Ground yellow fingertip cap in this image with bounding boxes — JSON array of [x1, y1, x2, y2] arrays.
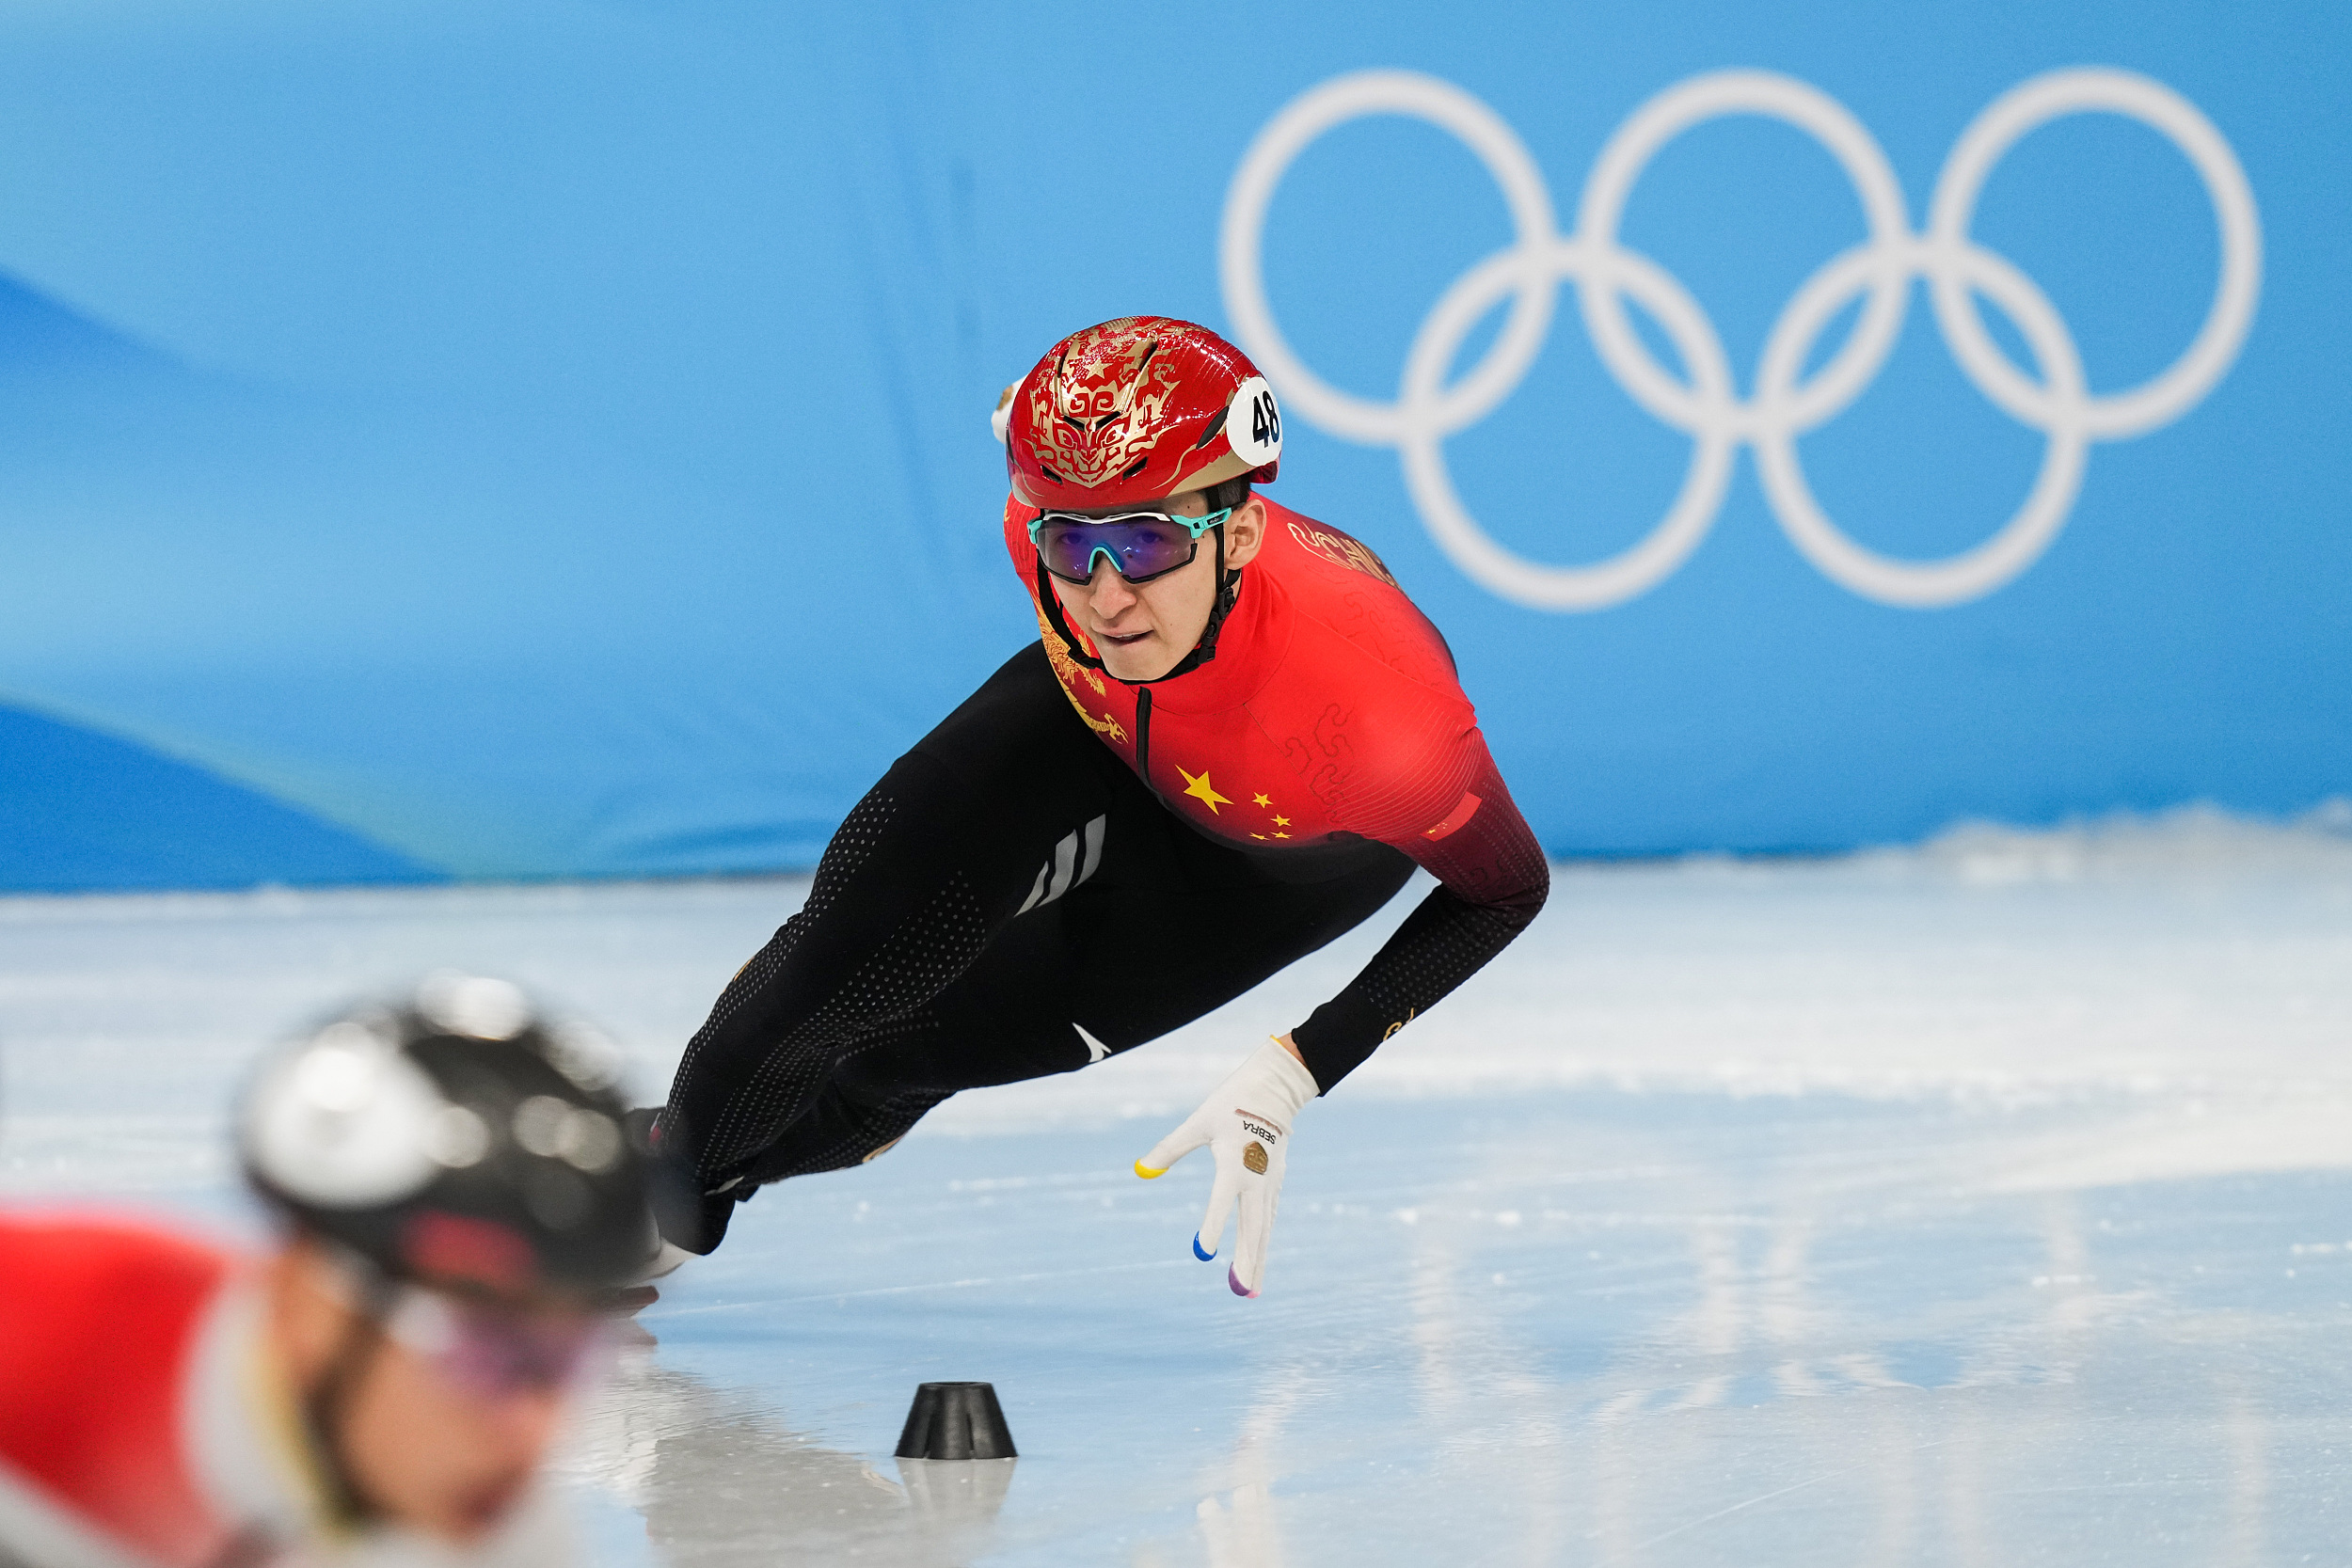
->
[[1135, 1160, 1166, 1180]]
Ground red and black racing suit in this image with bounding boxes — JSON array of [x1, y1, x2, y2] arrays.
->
[[655, 496, 1549, 1249]]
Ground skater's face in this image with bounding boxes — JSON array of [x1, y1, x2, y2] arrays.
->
[[268, 1240, 606, 1544], [1047, 487, 1267, 682]]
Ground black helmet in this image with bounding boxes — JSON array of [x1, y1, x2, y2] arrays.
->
[[239, 974, 654, 1297]]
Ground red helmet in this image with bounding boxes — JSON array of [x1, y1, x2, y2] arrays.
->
[[998, 316, 1282, 510]]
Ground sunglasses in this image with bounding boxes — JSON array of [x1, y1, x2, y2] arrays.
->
[[382, 1284, 610, 1400], [1029, 507, 1233, 586]]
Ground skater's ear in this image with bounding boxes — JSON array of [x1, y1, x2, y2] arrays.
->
[[263, 1235, 365, 1387], [1222, 493, 1269, 569]]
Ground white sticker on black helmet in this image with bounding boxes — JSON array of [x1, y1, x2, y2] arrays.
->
[[513, 1095, 573, 1158], [416, 972, 531, 1041], [423, 1103, 491, 1168], [246, 1024, 444, 1207], [546, 1020, 623, 1093], [1225, 375, 1282, 467]]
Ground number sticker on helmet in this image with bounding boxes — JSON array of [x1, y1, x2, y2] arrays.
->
[[1226, 375, 1282, 467]]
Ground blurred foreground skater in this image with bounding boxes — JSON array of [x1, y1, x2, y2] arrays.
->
[[0, 975, 657, 1568], [646, 318, 1548, 1298]]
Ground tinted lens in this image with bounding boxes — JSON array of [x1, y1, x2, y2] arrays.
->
[[1036, 516, 1199, 584], [389, 1288, 608, 1399]]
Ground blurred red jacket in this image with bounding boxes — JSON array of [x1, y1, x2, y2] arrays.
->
[[0, 1213, 316, 1568]]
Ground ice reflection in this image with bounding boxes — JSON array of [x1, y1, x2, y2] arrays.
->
[[1358, 1105, 2310, 1567], [2221, 1391, 2268, 1568], [567, 1349, 1013, 1567], [1191, 1369, 1303, 1568]]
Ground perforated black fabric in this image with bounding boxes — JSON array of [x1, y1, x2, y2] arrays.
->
[[665, 785, 898, 1144], [1291, 790, 1551, 1085], [1291, 883, 1543, 1085], [697, 871, 992, 1176], [743, 1083, 953, 1185]]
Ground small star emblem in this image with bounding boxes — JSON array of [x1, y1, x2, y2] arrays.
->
[[1272, 832, 1291, 839], [1177, 766, 1232, 815], [1252, 794, 1271, 808], [1272, 815, 1290, 827]]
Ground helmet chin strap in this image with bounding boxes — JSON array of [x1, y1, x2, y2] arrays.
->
[[300, 1255, 401, 1529], [1036, 524, 1243, 686]]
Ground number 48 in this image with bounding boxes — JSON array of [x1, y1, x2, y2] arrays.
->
[[1251, 390, 1279, 447]]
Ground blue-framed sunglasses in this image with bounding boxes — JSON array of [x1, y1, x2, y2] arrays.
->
[[1028, 507, 1233, 586]]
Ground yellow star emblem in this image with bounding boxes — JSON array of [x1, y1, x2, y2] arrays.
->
[[1252, 793, 1271, 808], [1177, 766, 1232, 815], [1273, 832, 1291, 839], [1272, 815, 1290, 827]]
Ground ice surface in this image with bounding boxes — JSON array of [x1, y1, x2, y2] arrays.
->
[[6, 805, 2352, 1563]]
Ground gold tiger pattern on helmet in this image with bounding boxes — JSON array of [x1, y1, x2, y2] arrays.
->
[[1024, 319, 1192, 487]]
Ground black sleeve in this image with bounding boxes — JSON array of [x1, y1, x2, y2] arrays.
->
[[1288, 757, 1549, 1089]]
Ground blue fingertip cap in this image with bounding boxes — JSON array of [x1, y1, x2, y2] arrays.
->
[[1193, 1232, 1216, 1261]]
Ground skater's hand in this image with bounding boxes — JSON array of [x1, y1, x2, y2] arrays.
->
[[1135, 1037, 1320, 1298]]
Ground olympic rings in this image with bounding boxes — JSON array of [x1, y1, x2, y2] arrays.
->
[[1219, 67, 2262, 610]]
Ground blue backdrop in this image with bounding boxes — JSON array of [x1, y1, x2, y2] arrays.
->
[[0, 1, 2340, 890]]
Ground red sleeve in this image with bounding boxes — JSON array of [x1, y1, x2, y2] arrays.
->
[[1390, 728, 1549, 917], [1290, 719, 1549, 1089]]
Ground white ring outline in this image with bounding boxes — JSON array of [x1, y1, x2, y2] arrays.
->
[[1221, 70, 1557, 447], [1218, 67, 2262, 610]]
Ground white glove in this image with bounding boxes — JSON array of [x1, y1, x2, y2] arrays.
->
[[1135, 1037, 1319, 1298]]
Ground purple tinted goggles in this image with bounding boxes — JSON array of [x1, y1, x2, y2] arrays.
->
[[384, 1285, 610, 1400], [1030, 507, 1232, 586]]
